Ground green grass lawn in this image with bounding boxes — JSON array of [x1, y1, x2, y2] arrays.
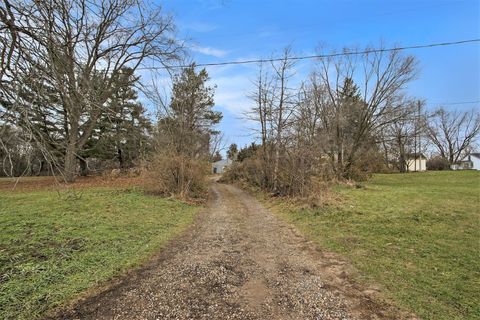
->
[[274, 171, 480, 320], [0, 186, 198, 319]]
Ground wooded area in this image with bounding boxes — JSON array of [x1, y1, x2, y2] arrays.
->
[[0, 0, 221, 198], [1, 0, 479, 198], [223, 47, 479, 196]]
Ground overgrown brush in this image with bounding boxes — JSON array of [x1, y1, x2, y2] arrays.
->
[[221, 159, 339, 208], [426, 156, 450, 171], [143, 153, 209, 201], [220, 158, 264, 186]]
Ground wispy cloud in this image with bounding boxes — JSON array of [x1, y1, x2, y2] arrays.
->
[[196, 0, 229, 11], [191, 45, 229, 58], [210, 72, 253, 114]]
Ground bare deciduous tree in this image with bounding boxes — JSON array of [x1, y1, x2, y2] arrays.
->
[[227, 44, 421, 195], [209, 131, 226, 161], [0, 0, 182, 181], [424, 107, 480, 165], [379, 99, 425, 172], [246, 48, 296, 192], [314, 45, 418, 178]]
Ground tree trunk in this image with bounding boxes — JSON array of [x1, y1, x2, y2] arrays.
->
[[273, 145, 280, 192], [79, 157, 88, 176], [399, 155, 406, 173], [398, 138, 406, 173], [36, 160, 44, 176], [64, 144, 77, 182], [117, 147, 124, 168]]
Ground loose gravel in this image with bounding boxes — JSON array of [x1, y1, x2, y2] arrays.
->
[[53, 183, 415, 320]]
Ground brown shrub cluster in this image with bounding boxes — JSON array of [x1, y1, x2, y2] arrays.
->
[[221, 158, 341, 208], [142, 153, 209, 201], [426, 156, 450, 171]]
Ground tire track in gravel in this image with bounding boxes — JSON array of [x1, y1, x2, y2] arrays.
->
[[53, 182, 415, 320]]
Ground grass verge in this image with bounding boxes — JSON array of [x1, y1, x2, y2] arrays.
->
[[271, 171, 479, 320], [0, 186, 198, 319]]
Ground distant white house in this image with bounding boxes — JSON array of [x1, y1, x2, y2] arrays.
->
[[451, 153, 480, 170], [406, 153, 427, 172], [212, 159, 232, 174]]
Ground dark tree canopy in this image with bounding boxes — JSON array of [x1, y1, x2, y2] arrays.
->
[[157, 65, 222, 159], [82, 68, 152, 172], [227, 143, 238, 160]]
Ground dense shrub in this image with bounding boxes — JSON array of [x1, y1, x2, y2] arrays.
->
[[237, 143, 260, 162], [222, 150, 325, 197], [143, 153, 209, 200], [427, 156, 450, 171], [221, 156, 337, 207], [344, 149, 386, 181]]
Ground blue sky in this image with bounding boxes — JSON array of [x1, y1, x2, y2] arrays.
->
[[159, 0, 480, 151]]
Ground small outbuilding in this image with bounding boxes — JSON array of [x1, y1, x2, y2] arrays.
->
[[212, 159, 232, 174], [406, 153, 427, 172], [451, 153, 480, 170]]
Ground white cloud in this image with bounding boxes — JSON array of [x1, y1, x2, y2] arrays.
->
[[196, 0, 227, 11], [210, 71, 254, 115], [191, 45, 228, 58], [214, 89, 250, 114], [211, 73, 259, 146]]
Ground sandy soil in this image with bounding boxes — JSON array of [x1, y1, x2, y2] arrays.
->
[[52, 182, 415, 320]]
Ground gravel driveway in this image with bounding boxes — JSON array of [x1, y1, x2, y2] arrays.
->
[[54, 183, 413, 319]]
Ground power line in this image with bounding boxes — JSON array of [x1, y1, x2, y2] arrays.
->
[[139, 38, 480, 70], [430, 100, 480, 105]]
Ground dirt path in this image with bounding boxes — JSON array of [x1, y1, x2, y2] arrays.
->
[[55, 183, 411, 320]]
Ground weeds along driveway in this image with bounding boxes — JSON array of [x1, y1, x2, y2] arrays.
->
[[55, 183, 413, 320]]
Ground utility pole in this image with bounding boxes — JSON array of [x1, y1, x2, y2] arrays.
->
[[414, 103, 417, 172], [417, 101, 422, 171]]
